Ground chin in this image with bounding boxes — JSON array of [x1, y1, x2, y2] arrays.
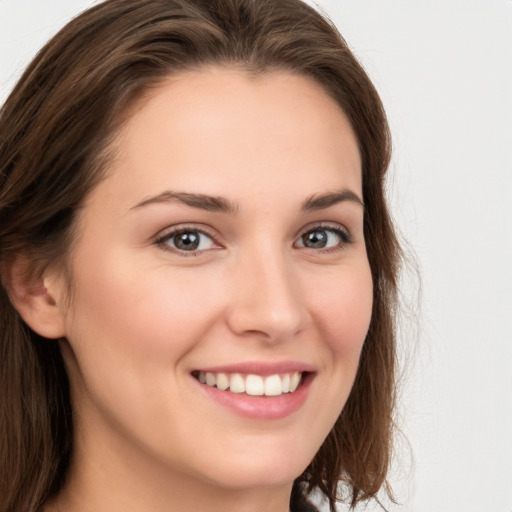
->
[[188, 443, 313, 491], [202, 467, 302, 492]]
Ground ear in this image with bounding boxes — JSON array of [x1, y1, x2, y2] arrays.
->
[[2, 256, 67, 339]]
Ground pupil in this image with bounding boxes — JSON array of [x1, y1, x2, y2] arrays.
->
[[303, 230, 327, 248], [175, 232, 200, 250]]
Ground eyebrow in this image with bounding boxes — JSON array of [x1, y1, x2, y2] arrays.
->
[[131, 191, 238, 214], [130, 188, 363, 214], [300, 189, 365, 211]]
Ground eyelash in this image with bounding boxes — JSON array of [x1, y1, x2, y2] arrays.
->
[[295, 223, 353, 252], [154, 223, 353, 256], [155, 225, 219, 256]]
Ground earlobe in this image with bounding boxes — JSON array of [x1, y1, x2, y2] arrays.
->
[[2, 257, 67, 339]]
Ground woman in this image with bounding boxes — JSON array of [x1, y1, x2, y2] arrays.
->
[[0, 1, 401, 511]]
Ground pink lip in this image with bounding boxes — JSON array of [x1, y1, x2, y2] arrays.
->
[[195, 360, 316, 376], [193, 367, 315, 421]]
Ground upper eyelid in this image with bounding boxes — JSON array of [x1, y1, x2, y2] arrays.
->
[[295, 221, 351, 239], [295, 225, 352, 247], [154, 223, 218, 242]]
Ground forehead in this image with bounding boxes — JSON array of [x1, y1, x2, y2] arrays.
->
[[89, 68, 362, 210]]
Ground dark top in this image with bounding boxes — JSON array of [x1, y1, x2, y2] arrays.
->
[[290, 482, 320, 512], [292, 500, 319, 512]]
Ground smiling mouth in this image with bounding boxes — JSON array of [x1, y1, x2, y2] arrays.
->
[[192, 370, 304, 397]]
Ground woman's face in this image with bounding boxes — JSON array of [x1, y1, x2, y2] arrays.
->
[[54, 69, 372, 493]]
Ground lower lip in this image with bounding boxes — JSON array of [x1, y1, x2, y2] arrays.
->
[[196, 374, 314, 420]]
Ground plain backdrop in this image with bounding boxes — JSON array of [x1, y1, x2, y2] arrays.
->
[[1, 1, 511, 511]]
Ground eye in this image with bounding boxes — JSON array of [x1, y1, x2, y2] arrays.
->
[[295, 226, 351, 250], [157, 228, 217, 253]]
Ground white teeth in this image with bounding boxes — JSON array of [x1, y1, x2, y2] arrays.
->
[[264, 374, 283, 396], [290, 371, 301, 392], [197, 370, 304, 396], [281, 374, 290, 393], [245, 374, 264, 396], [216, 372, 229, 391], [229, 373, 245, 393]]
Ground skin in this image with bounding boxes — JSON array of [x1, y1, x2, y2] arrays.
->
[[40, 68, 373, 512]]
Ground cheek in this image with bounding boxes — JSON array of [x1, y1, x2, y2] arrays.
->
[[311, 261, 373, 361], [60, 256, 226, 442], [297, 261, 373, 452], [65, 255, 223, 366]]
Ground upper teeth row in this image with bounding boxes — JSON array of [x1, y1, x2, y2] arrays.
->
[[197, 371, 302, 396]]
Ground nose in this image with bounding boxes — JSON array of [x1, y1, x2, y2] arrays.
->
[[225, 247, 309, 343]]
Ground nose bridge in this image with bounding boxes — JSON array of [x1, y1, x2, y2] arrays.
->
[[226, 238, 307, 341]]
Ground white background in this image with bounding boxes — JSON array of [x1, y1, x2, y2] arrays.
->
[[1, 1, 511, 511]]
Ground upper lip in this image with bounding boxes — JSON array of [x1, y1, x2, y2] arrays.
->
[[192, 361, 316, 376]]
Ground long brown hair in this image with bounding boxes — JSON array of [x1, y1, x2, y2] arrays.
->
[[0, 1, 400, 510]]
